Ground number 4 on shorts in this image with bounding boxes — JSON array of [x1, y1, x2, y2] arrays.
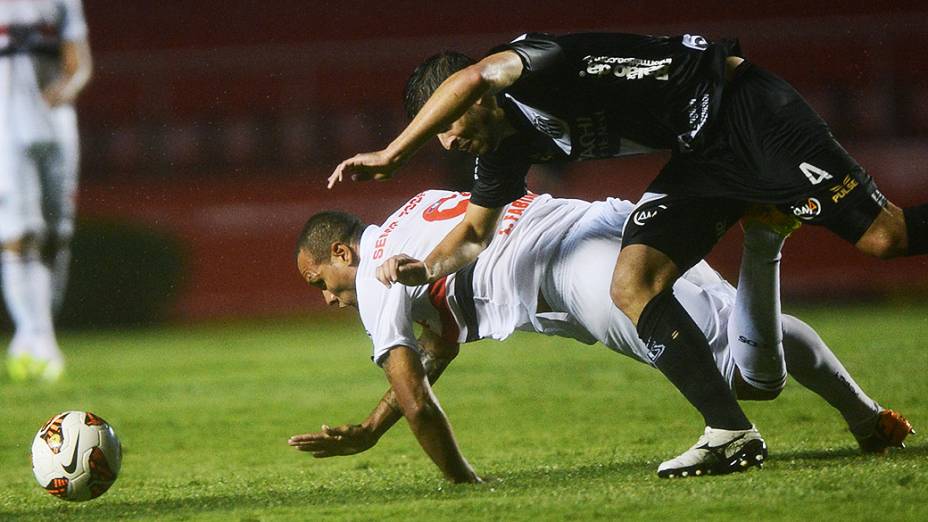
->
[[799, 162, 834, 185]]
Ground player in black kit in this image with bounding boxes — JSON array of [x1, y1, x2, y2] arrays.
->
[[328, 32, 925, 478]]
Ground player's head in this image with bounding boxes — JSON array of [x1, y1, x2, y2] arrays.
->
[[405, 51, 508, 156], [404, 51, 476, 119], [295, 211, 366, 308]]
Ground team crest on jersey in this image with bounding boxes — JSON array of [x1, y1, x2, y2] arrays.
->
[[789, 198, 822, 220], [531, 115, 567, 139], [505, 94, 572, 154]]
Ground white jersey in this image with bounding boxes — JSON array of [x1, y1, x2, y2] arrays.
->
[[0, 0, 86, 242], [356, 190, 584, 364], [357, 189, 738, 382], [0, 0, 87, 143]]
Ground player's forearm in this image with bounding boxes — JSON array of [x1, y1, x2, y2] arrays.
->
[[44, 40, 92, 105], [423, 205, 502, 283], [403, 400, 479, 483], [361, 388, 404, 441], [385, 66, 490, 164], [364, 354, 455, 440]]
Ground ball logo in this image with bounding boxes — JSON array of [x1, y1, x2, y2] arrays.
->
[[633, 204, 668, 226], [790, 198, 822, 220]]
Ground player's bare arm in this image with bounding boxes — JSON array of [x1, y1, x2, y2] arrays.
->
[[289, 328, 460, 458], [377, 202, 503, 286], [42, 39, 93, 107], [327, 51, 523, 188], [381, 344, 479, 483]]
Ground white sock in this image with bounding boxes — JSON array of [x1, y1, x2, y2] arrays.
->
[[2, 250, 35, 341], [781, 315, 881, 436], [26, 256, 61, 359], [727, 226, 788, 392], [2, 249, 61, 360]]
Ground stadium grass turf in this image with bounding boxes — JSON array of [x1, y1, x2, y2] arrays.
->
[[0, 304, 926, 520]]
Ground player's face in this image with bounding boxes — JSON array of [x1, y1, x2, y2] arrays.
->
[[437, 103, 503, 156], [297, 249, 358, 308]]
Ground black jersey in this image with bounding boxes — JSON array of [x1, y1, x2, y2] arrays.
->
[[470, 32, 740, 208]]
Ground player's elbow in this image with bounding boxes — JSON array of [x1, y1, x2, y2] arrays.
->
[[451, 65, 493, 96]]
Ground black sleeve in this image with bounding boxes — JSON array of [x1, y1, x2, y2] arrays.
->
[[468, 153, 530, 209], [490, 33, 564, 80]]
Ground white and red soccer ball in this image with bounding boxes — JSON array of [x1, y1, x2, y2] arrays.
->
[[31, 411, 122, 501]]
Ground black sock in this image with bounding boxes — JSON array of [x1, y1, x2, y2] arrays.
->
[[904, 204, 928, 256], [637, 288, 752, 430]]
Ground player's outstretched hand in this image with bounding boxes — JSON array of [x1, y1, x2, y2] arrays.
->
[[288, 424, 377, 458], [328, 149, 401, 189], [376, 254, 430, 287]]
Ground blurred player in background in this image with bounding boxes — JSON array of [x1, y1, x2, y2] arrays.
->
[[288, 190, 912, 481], [1, 0, 92, 381], [327, 31, 928, 475]]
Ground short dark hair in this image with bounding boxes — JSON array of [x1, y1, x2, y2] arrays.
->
[[403, 51, 476, 119], [295, 211, 366, 262]]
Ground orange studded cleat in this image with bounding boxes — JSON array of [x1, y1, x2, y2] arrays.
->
[[856, 409, 915, 455]]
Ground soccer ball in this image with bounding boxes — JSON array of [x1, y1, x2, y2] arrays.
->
[[31, 411, 122, 501]]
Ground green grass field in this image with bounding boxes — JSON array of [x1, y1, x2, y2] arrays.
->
[[1, 304, 926, 520]]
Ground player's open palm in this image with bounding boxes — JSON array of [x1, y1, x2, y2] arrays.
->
[[288, 424, 377, 457], [377, 254, 429, 287], [328, 150, 400, 188]]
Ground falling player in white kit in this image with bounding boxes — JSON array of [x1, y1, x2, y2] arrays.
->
[[1, 0, 92, 381], [288, 190, 913, 481]]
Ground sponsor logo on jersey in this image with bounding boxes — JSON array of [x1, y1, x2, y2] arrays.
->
[[632, 204, 668, 226], [738, 335, 759, 347], [423, 193, 470, 222], [576, 112, 611, 160], [371, 220, 399, 260], [829, 175, 859, 204], [579, 55, 672, 81], [790, 198, 822, 220], [678, 91, 711, 150]]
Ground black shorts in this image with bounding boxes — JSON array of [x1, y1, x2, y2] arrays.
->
[[628, 62, 888, 270]]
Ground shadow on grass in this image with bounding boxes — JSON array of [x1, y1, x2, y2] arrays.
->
[[773, 443, 927, 462], [7, 445, 924, 519]]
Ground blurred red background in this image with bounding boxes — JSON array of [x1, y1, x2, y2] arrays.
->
[[73, 1, 928, 320]]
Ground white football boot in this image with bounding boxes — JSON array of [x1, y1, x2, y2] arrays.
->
[[658, 425, 767, 478]]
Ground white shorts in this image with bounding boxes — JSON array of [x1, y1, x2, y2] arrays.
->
[[539, 199, 739, 384], [0, 106, 79, 244]]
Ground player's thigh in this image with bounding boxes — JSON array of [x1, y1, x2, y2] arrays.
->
[[34, 140, 76, 239], [0, 144, 45, 245], [622, 193, 747, 274]]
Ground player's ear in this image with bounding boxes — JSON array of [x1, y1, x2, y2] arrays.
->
[[331, 241, 354, 265]]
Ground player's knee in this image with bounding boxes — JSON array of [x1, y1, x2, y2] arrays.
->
[[609, 267, 654, 321], [2, 233, 41, 255], [733, 371, 783, 401]]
